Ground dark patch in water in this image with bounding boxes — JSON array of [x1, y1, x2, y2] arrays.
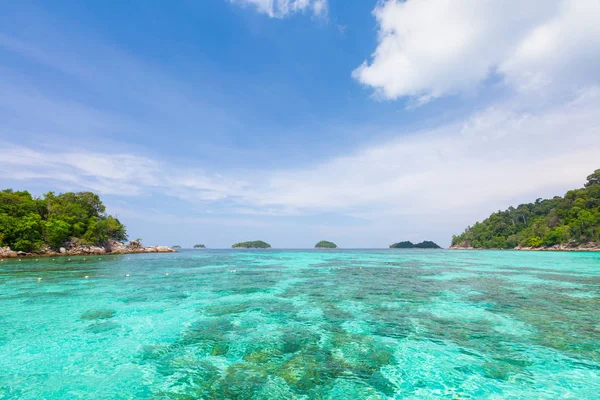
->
[[81, 309, 116, 320]]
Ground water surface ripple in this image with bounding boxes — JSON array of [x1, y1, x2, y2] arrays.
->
[[1, 249, 599, 399]]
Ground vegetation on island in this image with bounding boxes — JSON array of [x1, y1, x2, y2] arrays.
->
[[389, 240, 441, 249], [315, 240, 338, 249], [389, 241, 414, 249], [193, 244, 206, 249], [232, 240, 271, 249], [0, 189, 127, 252], [451, 169, 600, 249], [172, 245, 182, 249]]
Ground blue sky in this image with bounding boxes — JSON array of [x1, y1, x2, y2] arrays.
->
[[1, 0, 599, 248]]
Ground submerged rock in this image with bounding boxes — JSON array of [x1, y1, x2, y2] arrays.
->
[[81, 309, 116, 320]]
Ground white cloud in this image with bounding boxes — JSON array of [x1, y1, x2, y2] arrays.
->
[[3, 88, 599, 221], [0, 145, 249, 200], [229, 0, 327, 18], [353, 0, 600, 101], [251, 88, 600, 217], [500, 0, 600, 92]]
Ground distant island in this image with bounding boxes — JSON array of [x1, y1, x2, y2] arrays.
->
[[389, 241, 441, 249], [232, 240, 271, 249], [172, 245, 182, 249], [193, 244, 206, 249], [0, 189, 174, 258], [451, 169, 600, 251], [315, 240, 338, 249]]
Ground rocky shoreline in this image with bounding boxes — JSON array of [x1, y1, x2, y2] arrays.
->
[[449, 241, 600, 252], [0, 240, 176, 259]]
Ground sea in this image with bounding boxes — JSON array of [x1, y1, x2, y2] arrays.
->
[[1, 249, 599, 399]]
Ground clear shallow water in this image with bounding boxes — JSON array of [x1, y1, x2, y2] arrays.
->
[[1, 249, 599, 399]]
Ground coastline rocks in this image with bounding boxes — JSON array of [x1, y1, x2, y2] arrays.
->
[[450, 241, 600, 251], [515, 242, 599, 252], [1, 247, 18, 258], [449, 241, 474, 250], [0, 240, 176, 258], [106, 240, 128, 254]]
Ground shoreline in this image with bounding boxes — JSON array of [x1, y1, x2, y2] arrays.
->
[[0, 241, 176, 259], [449, 246, 600, 252]]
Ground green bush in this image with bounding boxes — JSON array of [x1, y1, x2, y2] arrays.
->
[[525, 236, 543, 248], [0, 189, 127, 251]]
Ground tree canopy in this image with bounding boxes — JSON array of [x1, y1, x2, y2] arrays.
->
[[452, 169, 600, 249], [389, 241, 414, 249], [414, 241, 442, 249], [315, 240, 338, 248], [232, 240, 271, 249], [193, 244, 206, 249], [0, 189, 127, 252], [389, 240, 441, 249]]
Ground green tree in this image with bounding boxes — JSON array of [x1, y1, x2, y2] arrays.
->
[[45, 219, 71, 248], [0, 189, 128, 251], [389, 241, 414, 248], [452, 169, 600, 249], [12, 213, 44, 252], [526, 236, 543, 248], [585, 169, 600, 187]]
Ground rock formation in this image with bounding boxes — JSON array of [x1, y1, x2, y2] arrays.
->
[[0, 240, 175, 258]]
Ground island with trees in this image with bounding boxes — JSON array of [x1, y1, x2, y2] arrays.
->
[[0, 189, 175, 258], [172, 245, 182, 250], [232, 240, 271, 249], [193, 244, 206, 249], [315, 240, 338, 249], [451, 169, 600, 251], [389, 240, 441, 249]]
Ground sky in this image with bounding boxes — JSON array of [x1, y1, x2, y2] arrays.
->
[[1, 0, 599, 248]]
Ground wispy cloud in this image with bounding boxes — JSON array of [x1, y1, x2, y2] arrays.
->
[[0, 144, 249, 200], [229, 0, 327, 19], [3, 88, 599, 220], [251, 88, 600, 215]]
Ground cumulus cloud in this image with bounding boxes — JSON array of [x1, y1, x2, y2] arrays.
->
[[353, 0, 600, 101], [229, 0, 327, 18]]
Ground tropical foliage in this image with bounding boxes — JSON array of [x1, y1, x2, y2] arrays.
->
[[172, 245, 182, 249], [315, 240, 337, 248], [0, 189, 127, 252], [193, 244, 206, 249], [232, 240, 271, 249], [452, 169, 600, 249], [389, 240, 441, 249]]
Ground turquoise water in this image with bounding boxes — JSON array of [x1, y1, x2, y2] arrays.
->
[[1, 249, 599, 399]]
